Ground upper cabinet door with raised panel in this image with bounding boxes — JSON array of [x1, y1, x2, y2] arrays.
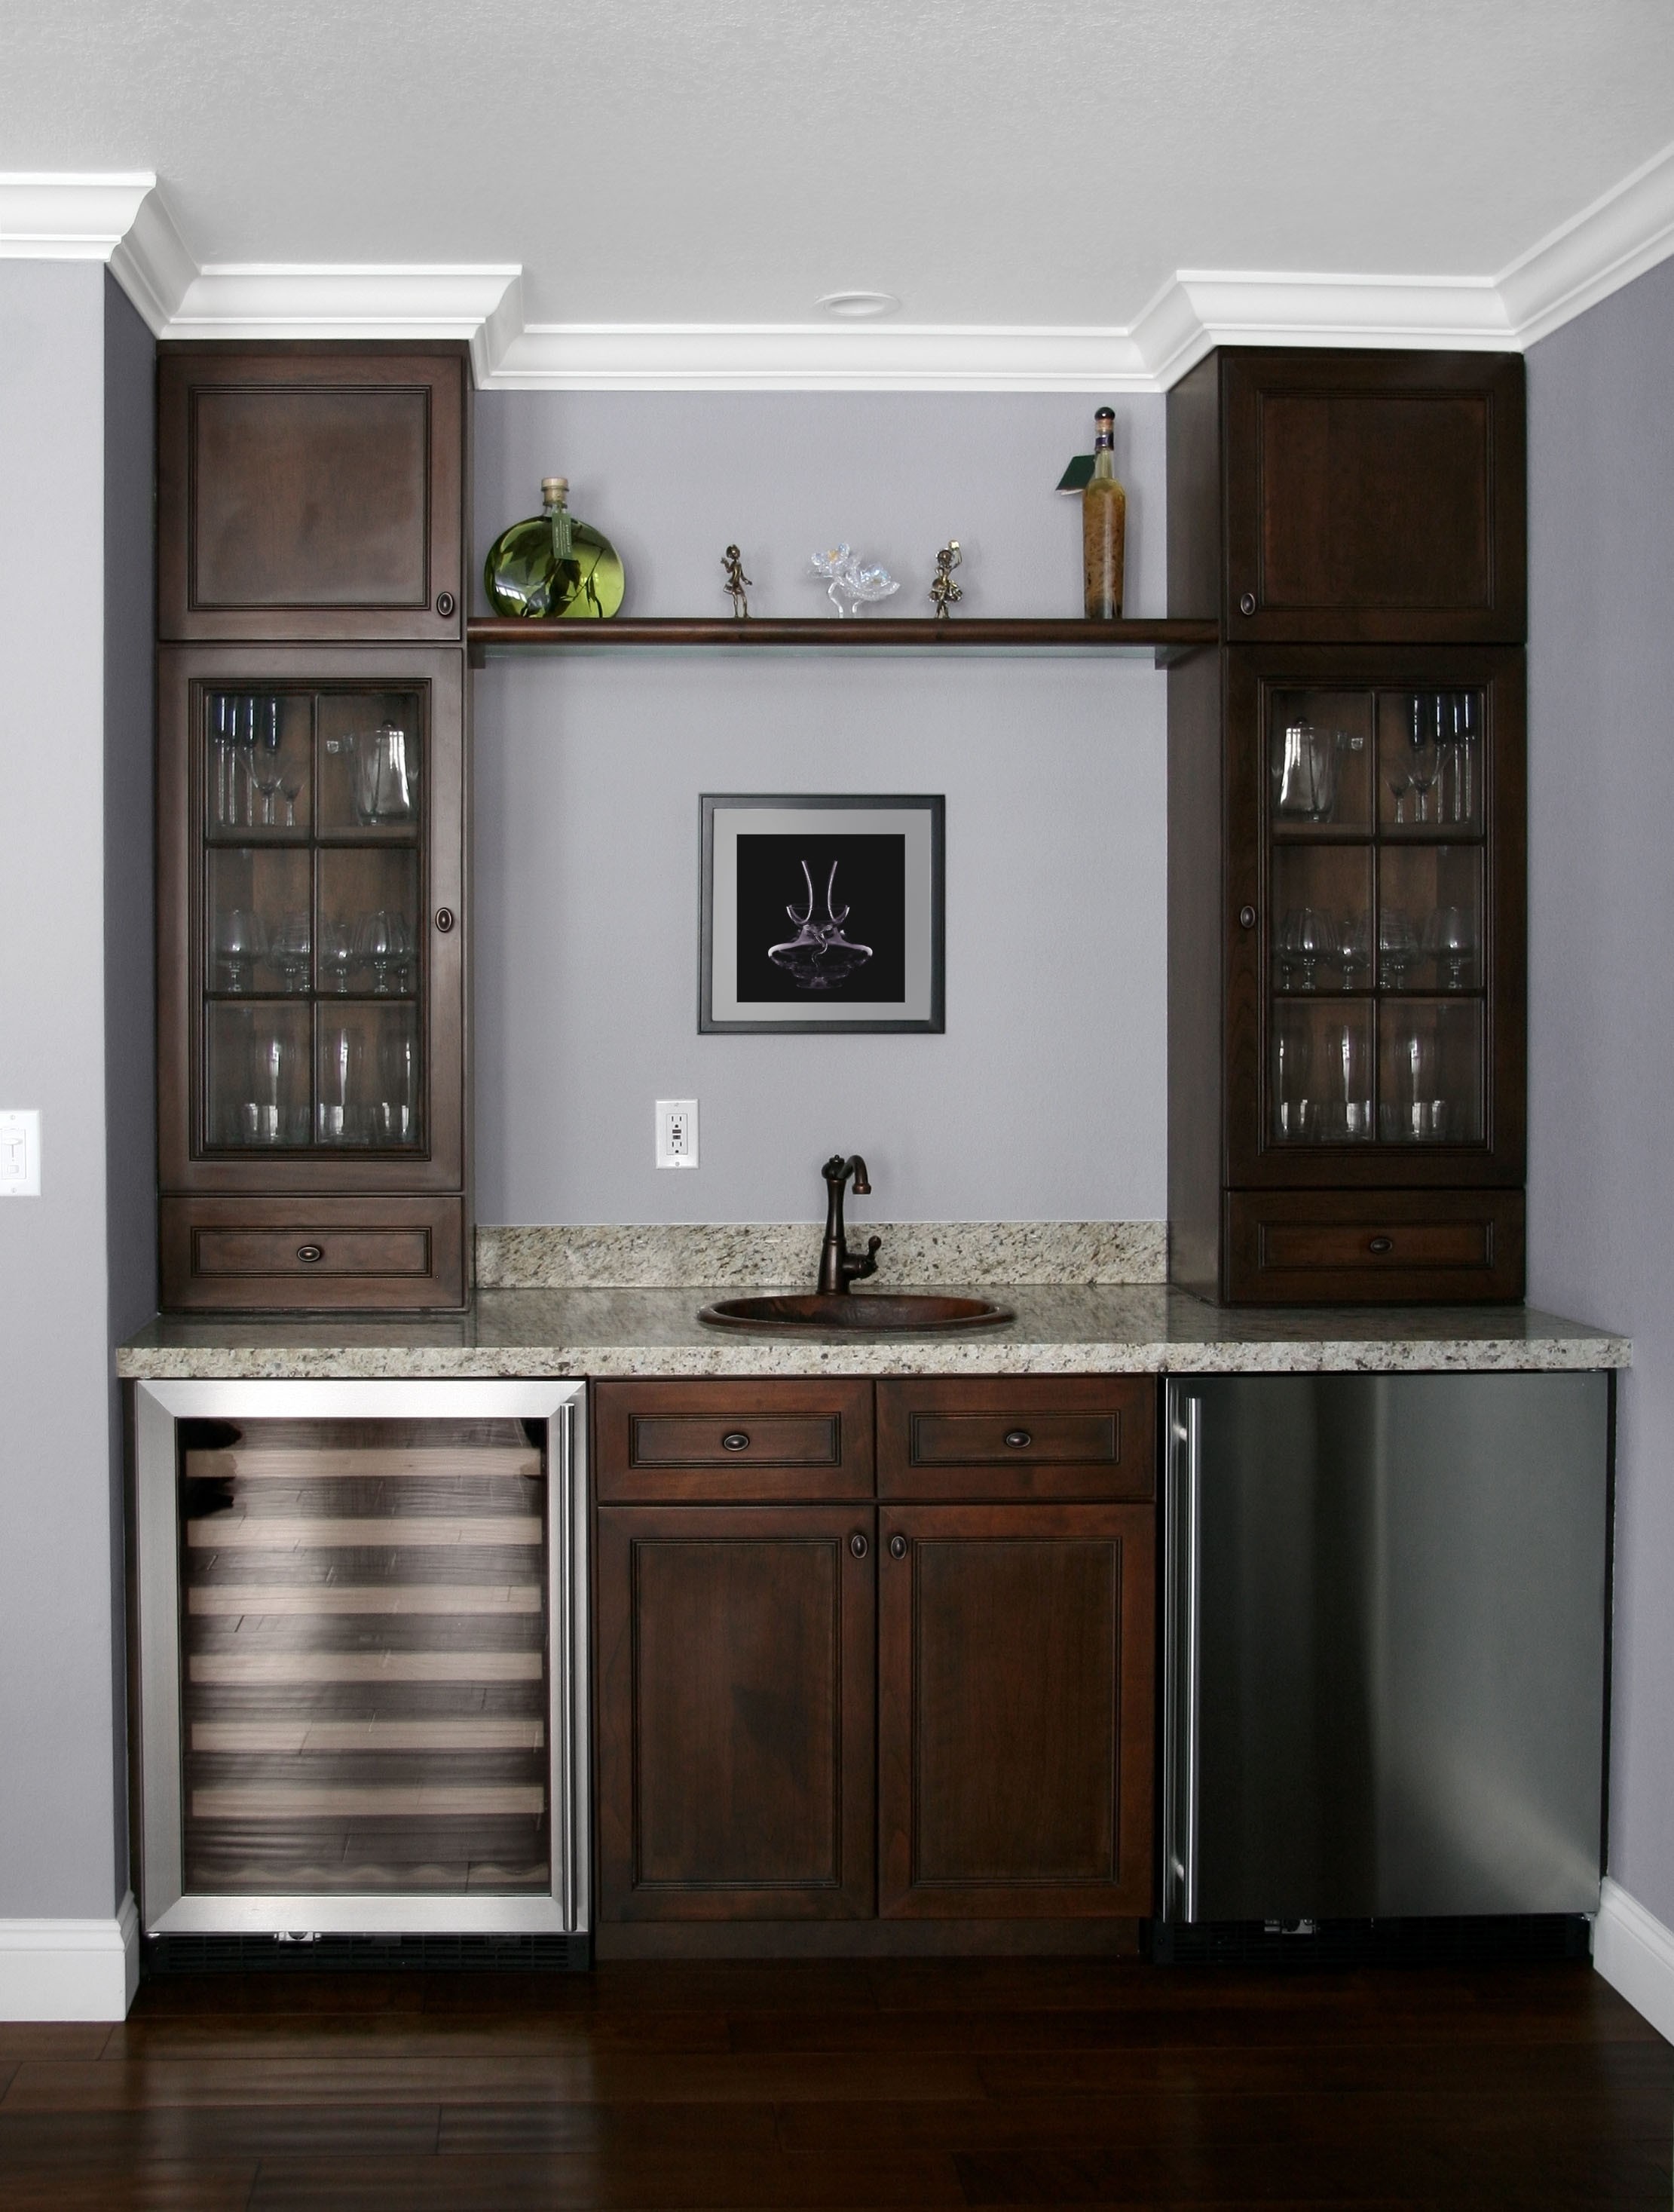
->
[[1220, 351, 1526, 645], [158, 347, 466, 642]]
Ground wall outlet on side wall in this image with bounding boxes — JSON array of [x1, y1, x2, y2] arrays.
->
[[656, 1099, 699, 1169], [0, 1111, 41, 1196]]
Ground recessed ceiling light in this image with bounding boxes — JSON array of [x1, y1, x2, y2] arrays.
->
[[817, 291, 901, 320]]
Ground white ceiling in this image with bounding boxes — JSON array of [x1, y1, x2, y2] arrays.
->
[[5, 0, 1674, 384]]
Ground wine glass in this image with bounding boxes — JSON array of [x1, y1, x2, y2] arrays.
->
[[1338, 909, 1373, 990], [272, 910, 312, 994], [211, 694, 236, 829], [1275, 908, 1303, 989], [1385, 721, 1413, 826], [252, 699, 284, 827], [320, 918, 357, 995], [235, 697, 259, 829], [216, 907, 266, 994], [1378, 905, 1418, 990], [1406, 694, 1440, 825], [1294, 907, 1337, 993], [1424, 904, 1477, 990], [359, 908, 412, 996], [280, 764, 305, 829]]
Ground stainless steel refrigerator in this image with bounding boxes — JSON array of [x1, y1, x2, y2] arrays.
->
[[1162, 1372, 1610, 1925]]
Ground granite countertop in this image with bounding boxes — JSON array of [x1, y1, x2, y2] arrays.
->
[[117, 1285, 1630, 1381]]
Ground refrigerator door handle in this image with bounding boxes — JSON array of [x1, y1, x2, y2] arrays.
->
[[1164, 1387, 1203, 1922]]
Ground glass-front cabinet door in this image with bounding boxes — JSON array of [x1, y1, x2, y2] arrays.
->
[[1226, 648, 1525, 1191], [158, 646, 466, 1309]]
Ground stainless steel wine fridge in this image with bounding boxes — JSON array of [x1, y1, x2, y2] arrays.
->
[[130, 1380, 589, 1965]]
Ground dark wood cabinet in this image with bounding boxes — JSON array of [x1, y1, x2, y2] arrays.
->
[[877, 1503, 1154, 1919], [1168, 349, 1525, 645], [592, 1377, 1157, 1939], [595, 1503, 877, 1920], [1168, 351, 1528, 1304], [155, 347, 471, 1310], [158, 345, 467, 644]]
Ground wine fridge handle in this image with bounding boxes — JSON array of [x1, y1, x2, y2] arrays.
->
[[1165, 1387, 1204, 1924]]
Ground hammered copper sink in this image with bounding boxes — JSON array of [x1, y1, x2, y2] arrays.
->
[[697, 1291, 1014, 1332]]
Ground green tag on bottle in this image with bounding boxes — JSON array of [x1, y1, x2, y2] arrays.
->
[[1056, 454, 1095, 492]]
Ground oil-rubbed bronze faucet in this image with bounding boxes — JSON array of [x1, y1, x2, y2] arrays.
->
[[817, 1154, 881, 1295]]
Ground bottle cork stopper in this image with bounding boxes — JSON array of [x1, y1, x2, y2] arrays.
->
[[542, 476, 569, 501], [1094, 407, 1115, 426]]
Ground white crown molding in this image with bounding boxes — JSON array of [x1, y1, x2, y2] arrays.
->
[[1593, 1876, 1674, 2045], [0, 1891, 139, 2022], [8, 146, 1674, 388]]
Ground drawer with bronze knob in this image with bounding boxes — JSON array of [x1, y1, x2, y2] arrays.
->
[[593, 1379, 874, 1502], [877, 1377, 1154, 1503]]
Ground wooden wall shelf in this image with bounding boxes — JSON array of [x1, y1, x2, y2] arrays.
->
[[467, 615, 1217, 669]]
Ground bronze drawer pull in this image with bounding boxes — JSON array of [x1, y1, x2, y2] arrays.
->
[[1238, 590, 1257, 616], [295, 1244, 325, 1264], [434, 906, 456, 933], [1004, 1429, 1033, 1449], [721, 1431, 750, 1452], [889, 1533, 908, 1561], [1367, 1236, 1394, 1256], [435, 590, 457, 618], [849, 1531, 868, 1559]]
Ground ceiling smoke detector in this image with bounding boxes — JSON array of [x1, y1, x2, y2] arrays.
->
[[816, 291, 901, 320]]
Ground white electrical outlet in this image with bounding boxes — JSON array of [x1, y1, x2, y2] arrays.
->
[[656, 1098, 699, 1169], [0, 1111, 41, 1196]]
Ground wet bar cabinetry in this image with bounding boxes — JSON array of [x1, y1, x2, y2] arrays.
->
[[157, 345, 470, 1310], [592, 1377, 1155, 1947], [1168, 349, 1528, 1303]]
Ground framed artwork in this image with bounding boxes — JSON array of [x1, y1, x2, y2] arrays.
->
[[699, 793, 945, 1034]]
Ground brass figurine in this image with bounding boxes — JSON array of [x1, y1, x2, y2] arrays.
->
[[929, 540, 962, 620], [722, 544, 753, 618]]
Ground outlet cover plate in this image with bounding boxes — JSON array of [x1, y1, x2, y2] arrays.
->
[[656, 1099, 699, 1169], [0, 1111, 41, 1196]]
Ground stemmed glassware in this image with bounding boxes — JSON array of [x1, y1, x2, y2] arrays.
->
[[1378, 905, 1418, 990], [1424, 904, 1477, 990], [1338, 910, 1373, 991], [216, 908, 267, 994], [359, 909, 413, 996], [1406, 694, 1440, 824], [320, 918, 358, 995], [1385, 749, 1412, 826], [280, 764, 305, 829], [252, 699, 285, 826], [271, 910, 312, 994]]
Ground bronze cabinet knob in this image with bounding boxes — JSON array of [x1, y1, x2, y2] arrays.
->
[[721, 1431, 750, 1452], [434, 908, 456, 933], [295, 1244, 325, 1264], [1238, 905, 1257, 930], [1003, 1429, 1033, 1449], [849, 1531, 868, 1558], [436, 590, 457, 617], [1367, 1236, 1394, 1255], [1238, 590, 1257, 616], [889, 1533, 908, 1561]]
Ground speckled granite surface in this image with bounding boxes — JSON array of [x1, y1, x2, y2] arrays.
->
[[475, 1221, 1168, 1288], [117, 1285, 1630, 1381]]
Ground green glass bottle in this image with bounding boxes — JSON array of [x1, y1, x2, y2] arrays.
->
[[482, 476, 625, 619]]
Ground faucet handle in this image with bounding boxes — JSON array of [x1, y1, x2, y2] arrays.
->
[[845, 1234, 882, 1285]]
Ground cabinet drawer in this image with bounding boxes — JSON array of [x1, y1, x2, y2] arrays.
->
[[1226, 1190, 1525, 1304], [593, 1380, 874, 1502], [878, 1377, 1154, 1501], [160, 1196, 466, 1311]]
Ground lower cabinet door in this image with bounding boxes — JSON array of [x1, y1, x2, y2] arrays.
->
[[595, 1506, 876, 1919], [878, 1504, 1155, 1917]]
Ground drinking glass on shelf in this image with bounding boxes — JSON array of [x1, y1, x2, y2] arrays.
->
[[1378, 905, 1418, 989], [1407, 694, 1440, 825], [1380, 1021, 1448, 1141], [234, 697, 258, 829], [1385, 749, 1412, 826], [216, 907, 266, 994], [211, 695, 236, 828], [252, 699, 284, 826], [1273, 1021, 1312, 1142], [1330, 1021, 1373, 1141], [1293, 908, 1337, 992], [318, 1022, 365, 1144], [320, 918, 357, 995], [360, 908, 413, 996], [1338, 909, 1373, 990], [1424, 904, 1477, 990], [280, 764, 305, 829], [1455, 690, 1478, 823], [240, 1026, 287, 1145], [1275, 908, 1302, 988], [375, 1023, 420, 1144], [271, 910, 312, 994]]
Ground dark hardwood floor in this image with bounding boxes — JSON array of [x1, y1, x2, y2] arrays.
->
[[0, 1956, 1666, 2208]]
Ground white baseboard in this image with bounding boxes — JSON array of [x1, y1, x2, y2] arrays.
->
[[0, 1892, 139, 2021], [1594, 1877, 1674, 2045]]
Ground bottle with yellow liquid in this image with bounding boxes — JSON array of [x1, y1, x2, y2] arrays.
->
[[1082, 407, 1127, 620]]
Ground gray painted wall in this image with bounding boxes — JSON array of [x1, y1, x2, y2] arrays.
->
[[0, 262, 126, 1915], [1526, 257, 1674, 1927], [471, 393, 1168, 1224], [102, 272, 157, 1895]]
